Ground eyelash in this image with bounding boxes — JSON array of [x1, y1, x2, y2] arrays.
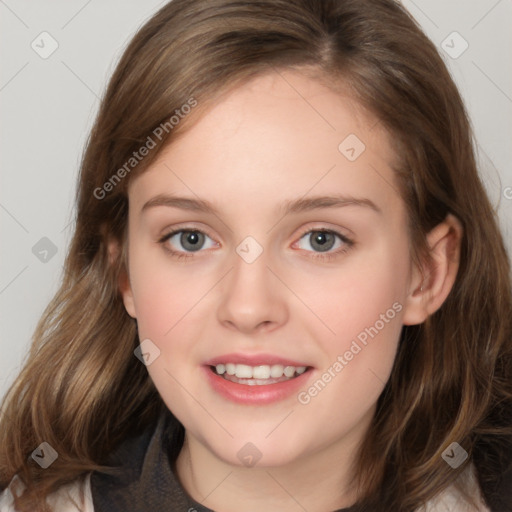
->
[[158, 227, 354, 262]]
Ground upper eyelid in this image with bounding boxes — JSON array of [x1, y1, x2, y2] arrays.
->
[[296, 226, 352, 241], [159, 223, 216, 242]]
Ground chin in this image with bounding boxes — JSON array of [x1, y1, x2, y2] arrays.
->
[[201, 433, 307, 469]]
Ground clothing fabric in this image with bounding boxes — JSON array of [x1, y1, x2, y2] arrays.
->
[[0, 410, 495, 512]]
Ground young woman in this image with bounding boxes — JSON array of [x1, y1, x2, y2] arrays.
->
[[1, 0, 511, 511]]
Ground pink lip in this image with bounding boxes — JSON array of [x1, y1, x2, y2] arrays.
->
[[204, 353, 310, 367], [202, 365, 313, 405]]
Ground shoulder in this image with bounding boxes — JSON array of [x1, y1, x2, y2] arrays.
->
[[0, 464, 494, 512], [0, 473, 94, 512], [416, 464, 491, 512]]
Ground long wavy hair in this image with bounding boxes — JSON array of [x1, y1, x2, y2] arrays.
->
[[1, 0, 511, 511]]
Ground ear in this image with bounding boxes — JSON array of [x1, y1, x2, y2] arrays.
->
[[107, 238, 137, 319], [402, 214, 463, 326]]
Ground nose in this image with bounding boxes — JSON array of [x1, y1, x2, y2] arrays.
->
[[216, 243, 289, 334]]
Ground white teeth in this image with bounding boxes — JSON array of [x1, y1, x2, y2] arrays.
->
[[270, 365, 284, 378], [213, 363, 308, 380], [235, 364, 253, 379], [283, 366, 295, 378], [253, 365, 271, 379]]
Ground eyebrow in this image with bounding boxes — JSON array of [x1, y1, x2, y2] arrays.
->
[[141, 193, 382, 216]]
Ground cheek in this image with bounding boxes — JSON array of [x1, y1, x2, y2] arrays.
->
[[303, 235, 408, 344], [128, 243, 213, 338], [127, 248, 209, 418], [295, 237, 408, 409]]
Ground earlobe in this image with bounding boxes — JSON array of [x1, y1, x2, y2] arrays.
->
[[402, 214, 463, 326], [107, 239, 137, 319]]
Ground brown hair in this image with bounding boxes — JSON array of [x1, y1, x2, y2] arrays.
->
[[1, 0, 511, 510]]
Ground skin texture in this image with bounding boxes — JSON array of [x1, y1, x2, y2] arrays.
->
[[117, 69, 462, 512]]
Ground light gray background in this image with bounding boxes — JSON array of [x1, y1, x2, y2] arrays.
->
[[1, 0, 511, 402]]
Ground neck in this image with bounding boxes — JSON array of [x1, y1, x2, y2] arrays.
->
[[174, 412, 373, 512]]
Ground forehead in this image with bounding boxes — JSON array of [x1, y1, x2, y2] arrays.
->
[[128, 69, 402, 218]]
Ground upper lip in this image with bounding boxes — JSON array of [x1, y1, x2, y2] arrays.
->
[[204, 353, 311, 368]]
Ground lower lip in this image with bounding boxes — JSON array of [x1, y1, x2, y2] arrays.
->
[[203, 366, 313, 405]]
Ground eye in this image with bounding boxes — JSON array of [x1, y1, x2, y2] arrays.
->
[[158, 226, 354, 262], [159, 229, 217, 259], [294, 229, 353, 260]]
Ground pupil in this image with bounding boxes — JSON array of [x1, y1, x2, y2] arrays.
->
[[182, 231, 203, 251], [311, 232, 334, 252]]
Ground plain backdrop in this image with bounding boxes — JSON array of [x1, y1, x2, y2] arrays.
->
[[1, 0, 511, 402]]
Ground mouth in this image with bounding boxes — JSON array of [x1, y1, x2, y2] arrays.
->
[[209, 363, 309, 386], [203, 355, 314, 404]]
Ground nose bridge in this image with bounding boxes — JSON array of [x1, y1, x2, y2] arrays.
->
[[229, 234, 273, 301], [216, 234, 287, 331]]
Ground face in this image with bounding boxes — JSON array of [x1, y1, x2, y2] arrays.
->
[[120, 69, 416, 467]]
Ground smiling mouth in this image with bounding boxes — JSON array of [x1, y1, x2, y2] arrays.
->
[[210, 363, 310, 386]]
